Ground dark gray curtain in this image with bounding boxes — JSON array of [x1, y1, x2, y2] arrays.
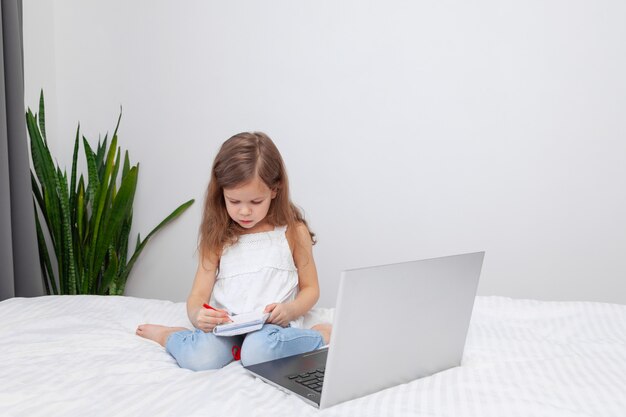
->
[[0, 0, 43, 300]]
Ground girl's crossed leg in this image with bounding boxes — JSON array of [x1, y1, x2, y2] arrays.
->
[[240, 324, 327, 367], [137, 324, 243, 371]]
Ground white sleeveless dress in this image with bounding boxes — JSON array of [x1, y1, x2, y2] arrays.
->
[[210, 225, 305, 329]]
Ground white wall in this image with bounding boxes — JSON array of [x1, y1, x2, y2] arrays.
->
[[23, 0, 626, 306]]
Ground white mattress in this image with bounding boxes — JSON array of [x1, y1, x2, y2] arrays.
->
[[0, 295, 625, 416]]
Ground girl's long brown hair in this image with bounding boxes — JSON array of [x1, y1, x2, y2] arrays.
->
[[199, 132, 315, 260]]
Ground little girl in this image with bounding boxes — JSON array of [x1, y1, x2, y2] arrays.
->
[[136, 132, 331, 370]]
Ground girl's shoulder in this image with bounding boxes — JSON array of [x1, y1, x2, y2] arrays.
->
[[285, 221, 313, 248], [290, 221, 311, 236]]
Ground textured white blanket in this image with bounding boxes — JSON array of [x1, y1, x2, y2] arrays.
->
[[0, 295, 625, 416]]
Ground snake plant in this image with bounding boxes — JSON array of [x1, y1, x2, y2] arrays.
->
[[27, 91, 194, 295]]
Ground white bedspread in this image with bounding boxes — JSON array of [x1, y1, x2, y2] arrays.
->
[[0, 295, 625, 417]]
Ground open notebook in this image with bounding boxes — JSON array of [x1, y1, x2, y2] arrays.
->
[[213, 311, 270, 337]]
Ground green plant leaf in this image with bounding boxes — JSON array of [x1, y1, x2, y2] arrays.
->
[[69, 124, 80, 223], [96, 135, 107, 177], [56, 167, 77, 294], [122, 150, 130, 178], [118, 215, 132, 277], [34, 200, 57, 295], [112, 107, 122, 138], [38, 90, 47, 144], [43, 189, 63, 293], [110, 147, 122, 202], [31, 171, 45, 222], [77, 176, 85, 243], [82, 137, 101, 281], [92, 136, 117, 241], [99, 248, 118, 295], [27, 109, 62, 255], [26, 110, 54, 191], [75, 175, 86, 292], [91, 165, 138, 284], [83, 138, 100, 205]]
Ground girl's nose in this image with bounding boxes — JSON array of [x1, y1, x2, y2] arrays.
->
[[240, 206, 252, 216]]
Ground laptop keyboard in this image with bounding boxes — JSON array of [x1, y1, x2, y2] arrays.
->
[[287, 367, 325, 392]]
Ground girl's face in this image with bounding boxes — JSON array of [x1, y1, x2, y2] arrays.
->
[[223, 176, 277, 233]]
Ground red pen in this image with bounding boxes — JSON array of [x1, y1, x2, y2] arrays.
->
[[203, 304, 231, 317], [203, 303, 217, 311]]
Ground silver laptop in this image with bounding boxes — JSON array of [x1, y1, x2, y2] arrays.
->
[[244, 251, 484, 409]]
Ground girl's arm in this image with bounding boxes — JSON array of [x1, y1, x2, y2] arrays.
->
[[266, 223, 320, 326], [187, 253, 230, 332]]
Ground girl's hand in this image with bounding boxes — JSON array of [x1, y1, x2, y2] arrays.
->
[[264, 302, 295, 327], [193, 305, 231, 333]]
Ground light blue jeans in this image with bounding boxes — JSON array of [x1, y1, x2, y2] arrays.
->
[[165, 324, 325, 371]]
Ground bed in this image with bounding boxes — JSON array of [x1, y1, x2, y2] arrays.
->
[[1, 295, 625, 417]]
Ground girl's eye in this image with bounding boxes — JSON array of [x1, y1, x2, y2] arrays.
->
[[251, 201, 263, 205], [228, 200, 240, 205]]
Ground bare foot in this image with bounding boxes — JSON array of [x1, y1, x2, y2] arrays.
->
[[136, 324, 187, 347], [311, 323, 332, 345]]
